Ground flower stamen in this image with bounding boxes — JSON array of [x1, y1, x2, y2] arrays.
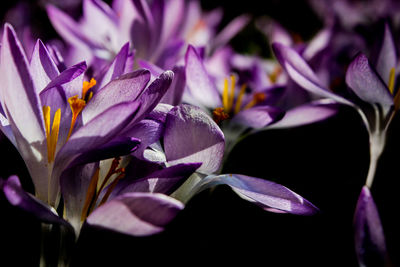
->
[[388, 67, 396, 94], [244, 92, 267, 110], [42, 106, 61, 163], [213, 107, 230, 124]]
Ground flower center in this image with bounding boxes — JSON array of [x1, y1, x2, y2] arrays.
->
[[42, 78, 96, 163], [80, 157, 126, 221], [212, 75, 267, 123]]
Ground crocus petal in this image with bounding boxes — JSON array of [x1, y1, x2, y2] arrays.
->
[[164, 104, 225, 174], [128, 70, 174, 125], [186, 174, 318, 215], [86, 192, 184, 236], [346, 53, 393, 107], [232, 106, 283, 129], [212, 14, 250, 51], [50, 101, 141, 206], [264, 99, 339, 130], [112, 162, 202, 198], [29, 40, 60, 93], [82, 69, 150, 124], [96, 42, 130, 90], [2, 176, 69, 226], [375, 23, 397, 82], [354, 186, 389, 267], [185, 45, 221, 109], [60, 163, 99, 234], [160, 65, 186, 106], [123, 119, 164, 160], [0, 24, 48, 201], [46, 5, 100, 50], [68, 137, 141, 167], [272, 42, 352, 105]]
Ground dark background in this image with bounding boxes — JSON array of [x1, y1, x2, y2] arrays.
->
[[1, 1, 399, 266]]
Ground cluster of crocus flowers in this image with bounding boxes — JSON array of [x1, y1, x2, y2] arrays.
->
[[3, 0, 399, 266]]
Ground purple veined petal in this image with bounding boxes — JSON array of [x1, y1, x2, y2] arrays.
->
[[45, 43, 67, 72], [346, 53, 393, 107], [0, 24, 48, 201], [46, 5, 101, 50], [212, 14, 251, 52], [68, 137, 141, 167], [49, 101, 141, 206], [123, 119, 164, 160], [138, 59, 164, 77], [60, 162, 99, 234], [272, 42, 353, 106], [29, 40, 60, 94], [111, 162, 202, 200], [187, 174, 318, 215], [81, 0, 120, 51], [160, 65, 186, 106], [231, 106, 284, 129], [149, 0, 164, 46], [96, 42, 130, 90], [2, 175, 70, 227], [82, 69, 150, 124], [375, 23, 397, 85], [185, 45, 221, 109], [42, 61, 87, 97], [126, 70, 174, 126], [164, 104, 225, 174], [155, 39, 185, 68], [354, 186, 389, 267], [263, 99, 339, 130], [205, 46, 234, 79], [161, 0, 184, 44], [86, 192, 184, 236]]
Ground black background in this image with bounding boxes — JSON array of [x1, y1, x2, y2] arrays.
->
[[1, 1, 399, 266]]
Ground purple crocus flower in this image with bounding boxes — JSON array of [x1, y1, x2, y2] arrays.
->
[[137, 103, 319, 216], [46, 0, 249, 71], [272, 23, 398, 265], [0, 23, 179, 239]]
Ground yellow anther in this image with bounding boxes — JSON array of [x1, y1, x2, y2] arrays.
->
[[42, 106, 61, 163], [82, 78, 96, 100], [213, 107, 229, 124], [67, 95, 86, 140], [244, 92, 267, 110], [228, 75, 236, 112], [222, 78, 229, 112], [269, 66, 282, 84], [234, 84, 247, 114], [388, 68, 396, 94]]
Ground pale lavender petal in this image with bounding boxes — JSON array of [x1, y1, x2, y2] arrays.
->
[[29, 40, 60, 93], [232, 106, 283, 129], [86, 192, 184, 236], [2, 175, 69, 226], [264, 99, 339, 129], [161, 0, 184, 43], [60, 163, 99, 233], [185, 45, 221, 109], [123, 119, 164, 160], [82, 69, 150, 124], [302, 28, 331, 61], [212, 14, 251, 51], [189, 174, 318, 215], [354, 186, 389, 266], [112, 162, 201, 197], [164, 104, 225, 174], [138, 59, 163, 76], [0, 24, 48, 200], [128, 70, 174, 125], [46, 5, 100, 50], [272, 42, 352, 105], [160, 65, 186, 106], [346, 53, 393, 107], [375, 23, 397, 82], [96, 42, 130, 90]]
